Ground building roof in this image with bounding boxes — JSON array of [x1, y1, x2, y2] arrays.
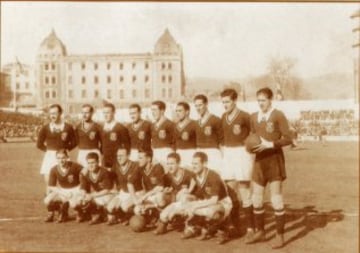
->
[[40, 29, 67, 55], [155, 28, 177, 46]]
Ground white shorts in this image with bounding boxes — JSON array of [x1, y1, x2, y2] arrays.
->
[[176, 149, 195, 168], [44, 186, 83, 208], [40, 151, 58, 175], [93, 193, 116, 207], [222, 146, 255, 181], [197, 148, 222, 173], [117, 190, 144, 203], [129, 149, 139, 162], [153, 147, 174, 171], [77, 149, 101, 168], [193, 196, 233, 220]]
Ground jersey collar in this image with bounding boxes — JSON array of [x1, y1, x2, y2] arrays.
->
[[104, 120, 116, 131], [196, 168, 209, 188], [131, 119, 144, 131], [226, 107, 240, 125], [257, 107, 275, 123], [50, 122, 65, 132], [198, 111, 211, 127], [177, 118, 191, 131]]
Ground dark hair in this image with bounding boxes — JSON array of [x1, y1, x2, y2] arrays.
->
[[193, 94, 208, 104], [82, 104, 94, 113], [176, 102, 190, 112], [220, 88, 238, 101], [117, 144, 130, 155], [86, 152, 99, 162], [49, 104, 63, 114], [129, 103, 141, 113], [103, 103, 116, 112], [56, 149, 68, 157], [138, 147, 153, 160], [256, 87, 273, 99], [193, 151, 208, 163], [167, 152, 181, 163], [151, 100, 166, 111]]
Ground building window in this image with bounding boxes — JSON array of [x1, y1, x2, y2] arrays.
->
[[94, 63, 98, 70], [145, 62, 149, 69], [16, 83, 20, 89], [107, 76, 111, 84], [68, 63, 72, 70], [82, 90, 86, 98], [119, 63, 123, 70], [132, 89, 137, 98], [162, 88, 166, 98], [68, 76, 72, 85], [119, 89, 124, 99], [94, 76, 98, 84], [162, 75, 166, 83], [25, 82, 29, 89], [51, 63, 56, 70], [107, 63, 111, 70], [45, 63, 49, 71], [107, 90, 111, 99], [94, 90, 99, 98], [168, 88, 172, 98], [82, 76, 86, 84], [52, 91, 56, 98], [51, 77, 56, 84], [132, 76, 136, 83], [168, 75, 172, 83], [120, 76, 124, 82], [81, 63, 86, 70], [68, 90, 73, 98], [145, 75, 149, 83], [45, 91, 50, 98], [132, 62, 136, 69], [145, 89, 150, 98], [168, 63, 172, 69], [45, 77, 49, 84], [161, 63, 166, 70]]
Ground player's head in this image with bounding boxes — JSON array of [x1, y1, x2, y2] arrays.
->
[[56, 149, 68, 167], [221, 88, 238, 113], [167, 152, 181, 175], [103, 103, 116, 123], [151, 100, 166, 121], [176, 102, 190, 122], [49, 104, 63, 123], [81, 104, 94, 122], [192, 151, 208, 175], [116, 145, 130, 166], [256, 87, 273, 113], [193, 94, 208, 116], [129, 103, 142, 123], [138, 148, 153, 167], [86, 152, 100, 172]]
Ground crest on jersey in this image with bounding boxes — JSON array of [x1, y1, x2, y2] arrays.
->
[[181, 131, 189, 141], [233, 124, 241, 135], [89, 131, 96, 140], [150, 176, 158, 185], [61, 132, 68, 141], [205, 186, 212, 195], [110, 132, 117, 141], [138, 131, 145, 140], [67, 175, 74, 183], [204, 126, 212, 136], [266, 122, 274, 133], [159, 130, 166, 139]]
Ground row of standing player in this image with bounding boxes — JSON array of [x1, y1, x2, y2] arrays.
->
[[37, 87, 293, 249]]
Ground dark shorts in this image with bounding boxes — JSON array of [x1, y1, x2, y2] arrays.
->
[[252, 150, 286, 187]]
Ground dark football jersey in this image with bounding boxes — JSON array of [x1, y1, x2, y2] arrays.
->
[[75, 121, 102, 150], [193, 169, 227, 200], [151, 118, 175, 149], [140, 163, 165, 191], [48, 161, 83, 189], [37, 123, 76, 151], [164, 169, 195, 194], [127, 120, 152, 151], [111, 160, 143, 192], [196, 113, 223, 149], [221, 108, 250, 147], [174, 119, 197, 150], [80, 166, 114, 193]]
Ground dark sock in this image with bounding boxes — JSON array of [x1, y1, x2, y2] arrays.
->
[[243, 205, 255, 230]]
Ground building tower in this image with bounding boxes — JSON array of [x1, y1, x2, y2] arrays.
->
[[351, 9, 360, 104]]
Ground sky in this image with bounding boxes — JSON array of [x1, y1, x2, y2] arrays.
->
[[1, 2, 359, 79]]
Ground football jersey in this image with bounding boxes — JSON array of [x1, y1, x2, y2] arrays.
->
[[48, 161, 83, 189], [151, 118, 175, 149], [140, 163, 165, 191], [164, 169, 195, 194], [75, 121, 102, 150], [221, 108, 250, 147], [174, 119, 197, 150], [37, 123, 77, 151], [80, 166, 114, 193], [193, 169, 227, 200], [196, 113, 223, 149], [100, 122, 130, 168], [111, 160, 143, 192], [127, 120, 152, 151]]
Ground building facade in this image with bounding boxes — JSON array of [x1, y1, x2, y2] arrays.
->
[[351, 9, 360, 104], [35, 29, 186, 113]]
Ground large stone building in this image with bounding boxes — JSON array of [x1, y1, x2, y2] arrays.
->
[[35, 29, 186, 113]]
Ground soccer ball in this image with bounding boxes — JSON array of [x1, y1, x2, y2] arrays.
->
[[129, 215, 146, 232], [245, 133, 262, 153]]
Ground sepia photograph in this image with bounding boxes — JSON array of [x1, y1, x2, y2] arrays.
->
[[0, 1, 359, 252]]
